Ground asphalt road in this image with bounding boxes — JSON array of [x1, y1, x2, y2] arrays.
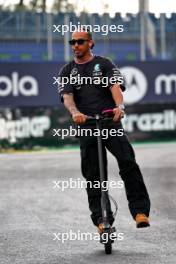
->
[[0, 143, 176, 264]]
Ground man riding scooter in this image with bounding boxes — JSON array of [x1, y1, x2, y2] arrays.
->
[[58, 29, 151, 233]]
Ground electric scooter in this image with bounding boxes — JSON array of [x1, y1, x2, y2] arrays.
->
[[86, 109, 118, 254]]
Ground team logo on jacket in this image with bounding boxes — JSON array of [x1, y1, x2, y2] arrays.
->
[[93, 63, 102, 77], [94, 64, 100, 71], [71, 68, 78, 76]]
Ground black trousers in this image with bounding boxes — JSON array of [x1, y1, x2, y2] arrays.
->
[[79, 120, 150, 227]]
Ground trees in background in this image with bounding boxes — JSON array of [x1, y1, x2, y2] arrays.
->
[[0, 0, 75, 12]]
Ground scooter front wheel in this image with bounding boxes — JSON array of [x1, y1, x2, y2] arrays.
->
[[100, 227, 115, 254], [104, 238, 112, 254]]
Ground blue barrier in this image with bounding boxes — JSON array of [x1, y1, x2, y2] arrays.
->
[[0, 61, 176, 107]]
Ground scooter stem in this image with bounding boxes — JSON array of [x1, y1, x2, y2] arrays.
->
[[95, 114, 109, 225]]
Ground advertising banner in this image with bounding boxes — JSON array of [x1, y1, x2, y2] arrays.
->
[[0, 104, 176, 148], [0, 61, 176, 107]]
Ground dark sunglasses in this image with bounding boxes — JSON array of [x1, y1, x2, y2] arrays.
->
[[69, 39, 89, 45]]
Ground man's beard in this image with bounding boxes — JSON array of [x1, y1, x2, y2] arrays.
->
[[75, 53, 84, 58], [74, 50, 86, 58]]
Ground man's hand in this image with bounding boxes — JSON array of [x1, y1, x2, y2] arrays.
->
[[113, 107, 125, 122], [72, 112, 87, 124]]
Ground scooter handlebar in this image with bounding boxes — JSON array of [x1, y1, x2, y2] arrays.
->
[[86, 109, 115, 121]]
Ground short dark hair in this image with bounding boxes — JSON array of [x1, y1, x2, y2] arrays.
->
[[81, 27, 94, 49], [81, 27, 93, 40]]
